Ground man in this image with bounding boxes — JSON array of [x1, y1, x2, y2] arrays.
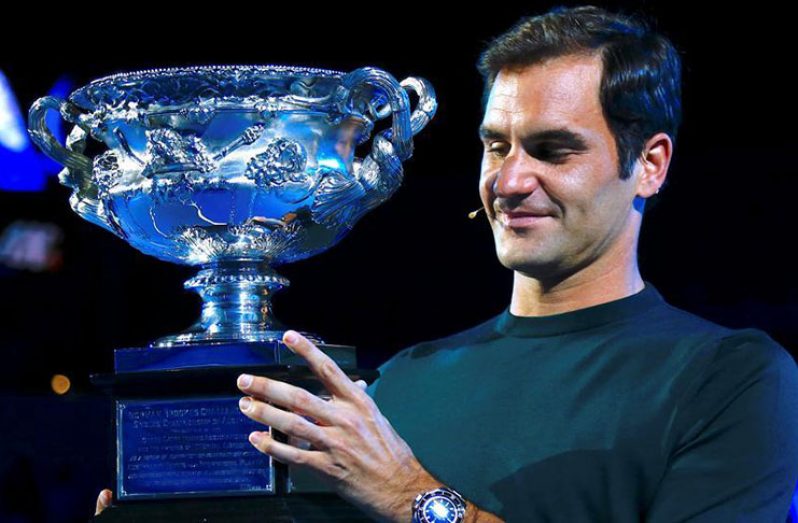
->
[[98, 5, 798, 522]]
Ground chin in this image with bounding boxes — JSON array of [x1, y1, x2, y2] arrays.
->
[[496, 250, 562, 275]]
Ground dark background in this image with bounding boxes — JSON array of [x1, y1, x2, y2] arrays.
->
[[1, 2, 796, 521]]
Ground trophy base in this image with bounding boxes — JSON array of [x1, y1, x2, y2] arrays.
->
[[150, 328, 327, 349], [91, 492, 373, 522], [89, 341, 379, 517]]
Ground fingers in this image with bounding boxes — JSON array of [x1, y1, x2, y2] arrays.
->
[[237, 374, 339, 426], [95, 488, 112, 516], [248, 430, 327, 469], [239, 397, 330, 450], [280, 330, 361, 399], [355, 379, 367, 391]]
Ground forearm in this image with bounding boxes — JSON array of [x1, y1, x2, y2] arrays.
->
[[463, 499, 505, 523], [383, 464, 505, 522]]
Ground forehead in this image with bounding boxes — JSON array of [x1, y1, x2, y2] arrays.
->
[[482, 53, 605, 134]]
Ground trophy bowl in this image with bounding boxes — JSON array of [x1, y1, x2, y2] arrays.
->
[[29, 65, 436, 347]]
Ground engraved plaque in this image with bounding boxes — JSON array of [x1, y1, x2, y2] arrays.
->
[[117, 396, 274, 499]]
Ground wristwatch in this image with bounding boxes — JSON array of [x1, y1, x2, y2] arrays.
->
[[412, 486, 467, 523]]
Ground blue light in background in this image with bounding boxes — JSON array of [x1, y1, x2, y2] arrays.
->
[[0, 71, 28, 153], [0, 70, 73, 192]]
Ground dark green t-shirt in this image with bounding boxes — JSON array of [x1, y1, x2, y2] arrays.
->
[[366, 281, 798, 522]]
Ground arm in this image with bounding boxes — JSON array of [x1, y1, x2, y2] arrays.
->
[[464, 503, 505, 523], [238, 332, 505, 523], [645, 330, 798, 522], [383, 466, 505, 522], [463, 501, 505, 523], [366, 351, 505, 522]]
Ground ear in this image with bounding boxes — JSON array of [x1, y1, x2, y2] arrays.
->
[[634, 132, 672, 198]]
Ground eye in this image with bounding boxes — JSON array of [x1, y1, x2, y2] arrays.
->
[[542, 150, 569, 159], [534, 146, 572, 163], [485, 142, 509, 156]]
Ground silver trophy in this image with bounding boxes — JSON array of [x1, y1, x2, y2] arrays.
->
[[29, 64, 436, 347], [27, 65, 436, 520]]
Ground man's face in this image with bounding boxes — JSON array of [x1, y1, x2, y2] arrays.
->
[[478, 53, 643, 280]]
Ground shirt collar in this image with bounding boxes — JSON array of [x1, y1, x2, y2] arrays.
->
[[494, 280, 667, 338]]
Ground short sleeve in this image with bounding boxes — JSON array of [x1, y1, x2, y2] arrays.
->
[[646, 329, 798, 522]]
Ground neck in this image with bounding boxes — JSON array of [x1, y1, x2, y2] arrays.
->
[[509, 229, 644, 317]]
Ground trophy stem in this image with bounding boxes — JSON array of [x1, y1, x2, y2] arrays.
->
[[150, 260, 323, 347]]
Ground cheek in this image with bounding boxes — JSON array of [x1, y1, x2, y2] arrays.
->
[[478, 177, 489, 200], [478, 172, 493, 206], [543, 167, 594, 218]]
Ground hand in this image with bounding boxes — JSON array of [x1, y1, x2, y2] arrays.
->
[[94, 488, 112, 516], [237, 330, 439, 523], [88, 385, 369, 516]]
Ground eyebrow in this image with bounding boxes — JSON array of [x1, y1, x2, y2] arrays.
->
[[478, 125, 590, 151]]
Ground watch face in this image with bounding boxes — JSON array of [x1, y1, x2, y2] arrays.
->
[[422, 496, 459, 523]]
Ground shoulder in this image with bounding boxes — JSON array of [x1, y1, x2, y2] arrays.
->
[[632, 297, 787, 363], [643, 297, 738, 341], [704, 327, 798, 393], [645, 327, 798, 521], [669, 314, 798, 405], [393, 311, 504, 362], [365, 311, 503, 397], [671, 325, 798, 447]]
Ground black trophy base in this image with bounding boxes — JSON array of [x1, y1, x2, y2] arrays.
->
[[88, 340, 380, 522], [92, 493, 374, 522]]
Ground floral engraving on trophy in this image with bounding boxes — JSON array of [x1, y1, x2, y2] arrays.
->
[[228, 218, 306, 261], [142, 129, 217, 178], [57, 126, 90, 188], [151, 173, 195, 204], [254, 98, 282, 121], [70, 66, 344, 116], [112, 128, 145, 165], [179, 102, 216, 126], [177, 217, 306, 265], [245, 138, 317, 201], [92, 151, 121, 198], [311, 168, 367, 228], [178, 226, 233, 262]]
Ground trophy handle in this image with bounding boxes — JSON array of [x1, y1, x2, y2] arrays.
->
[[28, 96, 126, 238], [28, 96, 93, 174], [340, 68, 437, 213], [397, 76, 437, 139]]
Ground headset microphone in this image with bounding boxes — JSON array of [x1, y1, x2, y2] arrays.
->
[[467, 207, 485, 219]]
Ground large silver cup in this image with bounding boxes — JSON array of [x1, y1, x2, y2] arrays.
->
[[27, 65, 436, 516], [28, 65, 436, 347]]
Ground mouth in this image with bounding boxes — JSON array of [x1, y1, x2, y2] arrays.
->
[[498, 211, 553, 229]]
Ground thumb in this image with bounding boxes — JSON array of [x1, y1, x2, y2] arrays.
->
[[95, 488, 112, 516]]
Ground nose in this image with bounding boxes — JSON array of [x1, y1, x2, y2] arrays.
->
[[492, 149, 542, 199]]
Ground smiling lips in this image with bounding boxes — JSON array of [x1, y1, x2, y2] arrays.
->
[[498, 210, 553, 228]]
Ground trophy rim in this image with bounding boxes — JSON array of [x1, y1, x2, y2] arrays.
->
[[80, 64, 347, 88], [66, 64, 356, 117]]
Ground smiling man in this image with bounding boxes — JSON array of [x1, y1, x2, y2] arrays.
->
[[97, 5, 798, 523], [362, 5, 798, 523], [478, 51, 652, 307]]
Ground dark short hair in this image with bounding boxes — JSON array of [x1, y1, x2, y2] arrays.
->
[[476, 5, 683, 200]]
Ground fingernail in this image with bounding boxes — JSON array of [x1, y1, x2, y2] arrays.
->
[[249, 431, 263, 444], [237, 374, 253, 388], [239, 397, 252, 412], [284, 331, 297, 344]]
